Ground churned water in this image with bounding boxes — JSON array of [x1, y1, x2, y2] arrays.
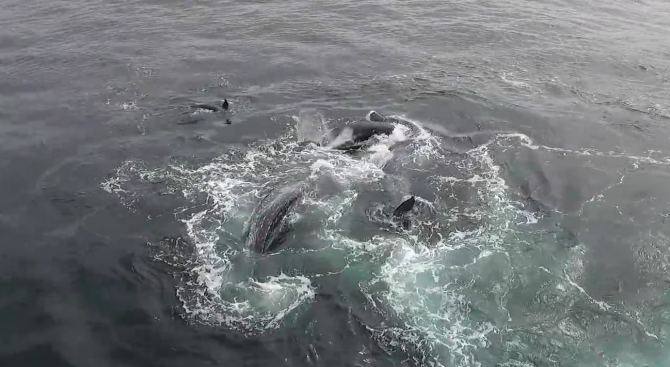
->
[[2, 0, 670, 366]]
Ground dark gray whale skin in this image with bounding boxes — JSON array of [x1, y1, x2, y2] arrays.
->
[[330, 121, 396, 151], [191, 98, 229, 112], [296, 110, 398, 150], [391, 196, 437, 231], [178, 99, 231, 125], [393, 196, 416, 218], [243, 183, 304, 254], [391, 196, 416, 230]]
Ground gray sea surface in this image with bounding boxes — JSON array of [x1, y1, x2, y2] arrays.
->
[[2, 0, 670, 366]]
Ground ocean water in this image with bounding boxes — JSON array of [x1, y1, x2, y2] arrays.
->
[[2, 0, 670, 366]]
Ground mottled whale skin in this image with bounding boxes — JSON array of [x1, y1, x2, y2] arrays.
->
[[243, 183, 304, 254]]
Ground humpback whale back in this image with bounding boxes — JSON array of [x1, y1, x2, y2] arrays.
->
[[329, 120, 396, 151], [191, 98, 229, 112], [243, 183, 304, 254], [350, 121, 395, 142]]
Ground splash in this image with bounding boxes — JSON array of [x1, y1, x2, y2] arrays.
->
[[103, 110, 666, 366]]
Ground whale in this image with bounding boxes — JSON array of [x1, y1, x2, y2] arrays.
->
[[177, 99, 231, 125], [191, 98, 229, 112], [328, 112, 396, 150], [331, 121, 395, 149], [296, 110, 403, 150], [393, 196, 416, 218], [242, 183, 304, 254], [391, 195, 437, 230], [391, 196, 416, 230]]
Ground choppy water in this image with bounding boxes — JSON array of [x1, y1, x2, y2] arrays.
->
[[2, 0, 670, 366]]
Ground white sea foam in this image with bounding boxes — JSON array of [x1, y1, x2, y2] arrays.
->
[[102, 111, 666, 366]]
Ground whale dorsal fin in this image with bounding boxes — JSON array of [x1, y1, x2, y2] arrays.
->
[[393, 196, 416, 217]]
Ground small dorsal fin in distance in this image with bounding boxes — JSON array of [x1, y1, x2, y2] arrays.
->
[[222, 99, 229, 110]]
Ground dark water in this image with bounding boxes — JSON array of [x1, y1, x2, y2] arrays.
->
[[2, 0, 670, 366]]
